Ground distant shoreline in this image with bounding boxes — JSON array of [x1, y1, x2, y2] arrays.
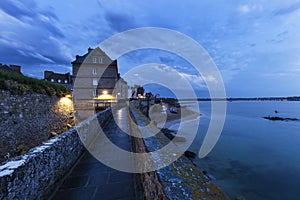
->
[[159, 97, 300, 102], [155, 105, 200, 130]]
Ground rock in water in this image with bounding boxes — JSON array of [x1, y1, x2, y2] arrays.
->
[[263, 116, 298, 121]]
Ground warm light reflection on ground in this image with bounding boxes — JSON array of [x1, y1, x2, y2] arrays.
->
[[96, 94, 115, 101]]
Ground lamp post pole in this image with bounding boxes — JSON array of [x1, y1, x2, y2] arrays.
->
[[145, 93, 151, 118]]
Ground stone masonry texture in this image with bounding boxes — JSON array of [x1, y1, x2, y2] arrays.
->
[[0, 90, 75, 163]]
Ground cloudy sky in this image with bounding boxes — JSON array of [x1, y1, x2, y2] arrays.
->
[[0, 0, 300, 97]]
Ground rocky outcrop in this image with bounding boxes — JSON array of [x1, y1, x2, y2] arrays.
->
[[263, 116, 298, 121]]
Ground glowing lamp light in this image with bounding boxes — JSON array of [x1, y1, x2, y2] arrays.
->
[[102, 90, 108, 95]]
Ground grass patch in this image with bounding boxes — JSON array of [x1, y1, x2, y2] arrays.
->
[[0, 70, 69, 96]]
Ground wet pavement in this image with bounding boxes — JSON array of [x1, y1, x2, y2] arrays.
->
[[49, 108, 142, 200]]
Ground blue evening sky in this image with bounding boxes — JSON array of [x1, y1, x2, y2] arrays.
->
[[0, 0, 300, 97]]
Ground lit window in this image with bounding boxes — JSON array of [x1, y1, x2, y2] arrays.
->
[[58, 79, 61, 83], [92, 68, 97, 75], [50, 79, 54, 82], [92, 79, 98, 86], [64, 80, 68, 83]]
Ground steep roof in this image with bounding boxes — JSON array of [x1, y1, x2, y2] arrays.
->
[[0, 64, 12, 71], [71, 47, 112, 64], [71, 52, 89, 64]]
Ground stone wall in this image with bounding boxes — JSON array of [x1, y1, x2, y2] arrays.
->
[[0, 108, 112, 200], [0, 90, 75, 163]]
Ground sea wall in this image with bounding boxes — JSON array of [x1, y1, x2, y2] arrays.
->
[[129, 108, 167, 200], [0, 108, 112, 200], [129, 105, 229, 200]]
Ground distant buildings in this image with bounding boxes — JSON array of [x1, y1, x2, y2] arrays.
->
[[115, 77, 129, 101], [131, 85, 145, 98], [0, 64, 23, 75], [44, 71, 73, 91]]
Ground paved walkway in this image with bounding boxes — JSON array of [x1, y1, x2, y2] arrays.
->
[[50, 108, 142, 200]]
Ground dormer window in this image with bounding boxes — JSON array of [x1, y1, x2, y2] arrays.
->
[[93, 57, 97, 63], [92, 56, 103, 63]]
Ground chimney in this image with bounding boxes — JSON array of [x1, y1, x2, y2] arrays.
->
[[10, 65, 21, 73], [88, 47, 93, 53], [44, 71, 53, 79], [66, 72, 71, 82]]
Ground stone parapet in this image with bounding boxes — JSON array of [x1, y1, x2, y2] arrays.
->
[[0, 108, 111, 200]]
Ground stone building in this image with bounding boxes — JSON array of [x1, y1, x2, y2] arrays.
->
[[44, 71, 73, 91], [0, 64, 23, 75], [131, 85, 145, 99], [115, 77, 128, 101], [72, 47, 128, 112]]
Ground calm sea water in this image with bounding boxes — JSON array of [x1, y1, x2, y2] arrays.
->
[[177, 101, 300, 200]]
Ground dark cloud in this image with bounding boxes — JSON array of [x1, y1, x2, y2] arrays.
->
[[0, 0, 63, 37], [274, 1, 300, 16], [104, 11, 136, 32], [0, 0, 36, 21], [0, 48, 28, 64], [43, 10, 59, 21], [0, 0, 299, 97], [0, 0, 69, 76], [159, 56, 174, 64], [276, 30, 289, 37]]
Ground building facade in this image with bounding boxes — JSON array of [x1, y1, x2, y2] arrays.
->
[[72, 47, 128, 114], [115, 77, 128, 101]]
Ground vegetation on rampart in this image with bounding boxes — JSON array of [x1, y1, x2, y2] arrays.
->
[[0, 71, 68, 96]]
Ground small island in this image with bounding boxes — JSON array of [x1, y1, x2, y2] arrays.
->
[[263, 116, 298, 121]]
